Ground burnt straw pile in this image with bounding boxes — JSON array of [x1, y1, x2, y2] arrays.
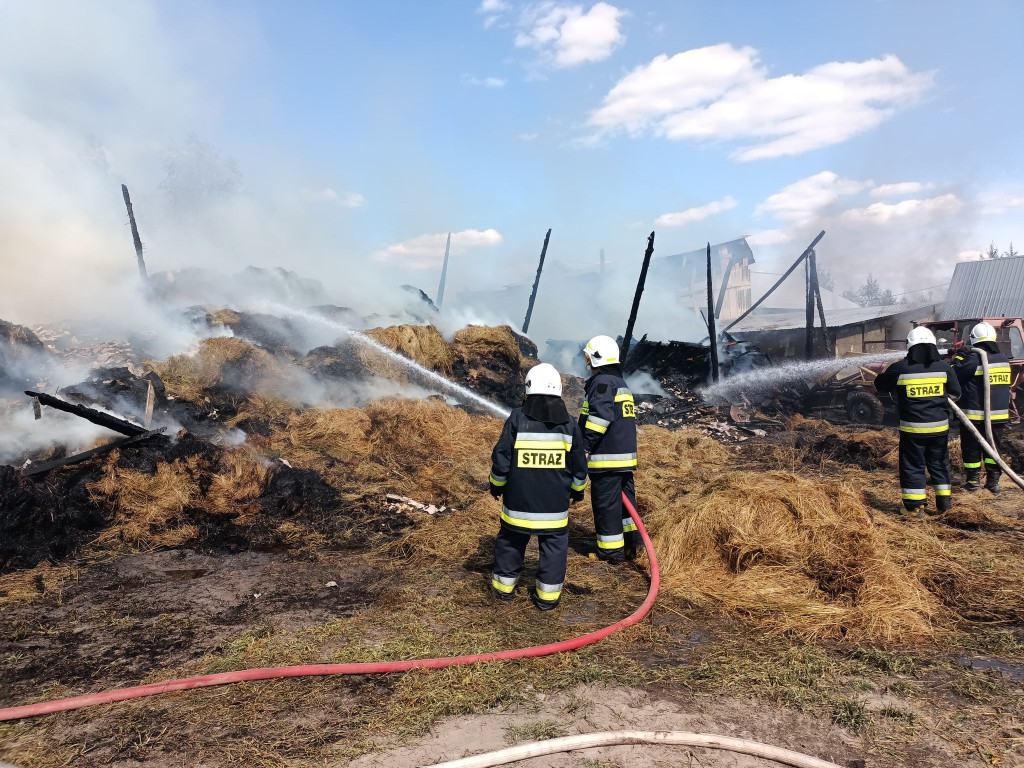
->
[[2, 306, 1022, 648]]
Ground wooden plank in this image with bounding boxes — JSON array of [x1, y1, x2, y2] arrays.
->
[[25, 391, 147, 437], [143, 380, 155, 428], [23, 428, 165, 478]]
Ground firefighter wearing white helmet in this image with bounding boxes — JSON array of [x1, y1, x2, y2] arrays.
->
[[954, 322, 1012, 493], [875, 325, 962, 514], [488, 363, 588, 611], [580, 335, 640, 563]]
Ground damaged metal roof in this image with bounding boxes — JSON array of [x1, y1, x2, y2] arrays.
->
[[729, 303, 935, 333], [940, 256, 1024, 320]]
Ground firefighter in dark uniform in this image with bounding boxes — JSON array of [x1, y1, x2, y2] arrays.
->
[[489, 363, 588, 611], [579, 335, 639, 563], [875, 326, 962, 513], [953, 322, 1012, 494]]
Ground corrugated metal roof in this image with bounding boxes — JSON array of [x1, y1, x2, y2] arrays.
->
[[730, 303, 934, 333], [940, 257, 1024, 320]]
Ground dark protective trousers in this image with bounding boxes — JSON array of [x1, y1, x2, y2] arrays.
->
[[898, 433, 952, 512], [492, 526, 568, 607], [590, 472, 639, 562], [961, 423, 1005, 484]]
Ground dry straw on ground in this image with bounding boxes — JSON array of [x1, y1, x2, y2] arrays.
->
[[645, 470, 954, 642]]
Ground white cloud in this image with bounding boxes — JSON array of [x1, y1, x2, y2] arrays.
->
[[515, 2, 626, 68], [461, 74, 507, 88], [755, 171, 870, 225], [477, 0, 510, 29], [655, 196, 736, 227], [839, 193, 961, 224], [588, 45, 933, 160], [745, 229, 792, 246], [958, 249, 983, 261], [518, 132, 540, 141], [978, 190, 1024, 216], [373, 228, 503, 269], [301, 187, 364, 208], [871, 181, 932, 198]]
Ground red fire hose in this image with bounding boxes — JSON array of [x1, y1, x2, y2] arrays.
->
[[0, 495, 658, 722]]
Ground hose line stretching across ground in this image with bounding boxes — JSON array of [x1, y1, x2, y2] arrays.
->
[[0, 495, 658, 722], [422, 730, 843, 768]]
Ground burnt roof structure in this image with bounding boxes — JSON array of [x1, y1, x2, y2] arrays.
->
[[940, 256, 1024, 320]]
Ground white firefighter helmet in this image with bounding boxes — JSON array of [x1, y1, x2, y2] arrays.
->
[[584, 335, 620, 368], [970, 321, 997, 345], [907, 326, 937, 348], [525, 363, 562, 397]]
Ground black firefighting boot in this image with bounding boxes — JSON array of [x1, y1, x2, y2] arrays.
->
[[491, 585, 516, 602], [530, 589, 559, 612], [985, 467, 1002, 495], [964, 468, 982, 493]]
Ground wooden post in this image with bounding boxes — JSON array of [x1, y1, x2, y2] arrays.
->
[[32, 397, 41, 420], [621, 231, 655, 363], [143, 379, 156, 428], [522, 228, 552, 334], [805, 257, 815, 360], [707, 242, 720, 382], [809, 250, 835, 357], [121, 184, 149, 287]]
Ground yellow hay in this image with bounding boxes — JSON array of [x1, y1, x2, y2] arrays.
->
[[363, 325, 454, 376], [646, 470, 953, 642]]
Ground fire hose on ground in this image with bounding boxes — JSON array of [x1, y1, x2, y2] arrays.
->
[[422, 730, 842, 768], [0, 495, 657, 723], [947, 347, 1023, 491], [0, 495, 846, 767]]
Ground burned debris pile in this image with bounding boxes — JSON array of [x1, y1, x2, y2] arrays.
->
[[0, 313, 542, 574]]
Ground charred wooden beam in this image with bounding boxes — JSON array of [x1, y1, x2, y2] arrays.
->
[[805, 257, 815, 360], [23, 428, 166, 478], [809, 250, 835, 357], [621, 231, 655, 363], [707, 242, 720, 382], [522, 228, 552, 335], [121, 184, 149, 287], [25, 391, 148, 436], [724, 230, 826, 333]]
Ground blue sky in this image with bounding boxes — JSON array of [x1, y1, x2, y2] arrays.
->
[[2, 0, 1023, 323]]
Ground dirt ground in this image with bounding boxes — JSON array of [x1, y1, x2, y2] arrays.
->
[[2, 421, 1023, 768]]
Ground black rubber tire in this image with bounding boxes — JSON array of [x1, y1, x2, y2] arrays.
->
[[846, 389, 884, 424]]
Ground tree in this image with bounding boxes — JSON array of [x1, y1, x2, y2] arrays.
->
[[1003, 242, 1020, 259], [985, 242, 1001, 260], [842, 274, 901, 307]]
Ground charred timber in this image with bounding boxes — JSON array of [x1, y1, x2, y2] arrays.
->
[[522, 228, 552, 334], [621, 231, 655, 364], [706, 242, 720, 382], [810, 250, 835, 357], [23, 428, 166, 477], [25, 391, 148, 436], [121, 184, 149, 286]]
